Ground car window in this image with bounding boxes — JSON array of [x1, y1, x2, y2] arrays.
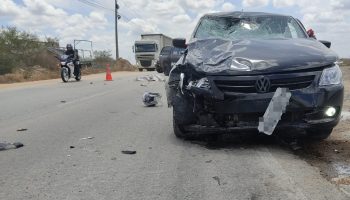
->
[[195, 15, 307, 40], [160, 46, 172, 55], [135, 43, 156, 52], [287, 19, 305, 38], [172, 47, 184, 56]]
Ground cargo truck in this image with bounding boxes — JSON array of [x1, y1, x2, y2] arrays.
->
[[133, 34, 172, 71]]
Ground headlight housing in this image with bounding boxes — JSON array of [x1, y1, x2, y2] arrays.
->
[[195, 77, 210, 89], [319, 64, 342, 86]]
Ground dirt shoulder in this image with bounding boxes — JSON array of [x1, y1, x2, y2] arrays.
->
[[297, 66, 350, 194], [0, 71, 138, 90]]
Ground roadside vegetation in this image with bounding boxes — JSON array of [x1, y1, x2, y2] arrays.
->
[[0, 26, 136, 84], [340, 58, 350, 67]]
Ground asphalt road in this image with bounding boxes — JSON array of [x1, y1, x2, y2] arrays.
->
[[0, 72, 349, 200]]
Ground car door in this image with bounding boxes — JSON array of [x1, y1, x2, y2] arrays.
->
[[159, 46, 172, 70]]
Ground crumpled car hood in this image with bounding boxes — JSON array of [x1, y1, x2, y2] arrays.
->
[[184, 38, 338, 74]]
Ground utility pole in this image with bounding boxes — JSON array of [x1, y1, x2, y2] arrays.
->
[[115, 0, 120, 59]]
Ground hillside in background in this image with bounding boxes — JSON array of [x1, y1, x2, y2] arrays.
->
[[0, 27, 136, 83]]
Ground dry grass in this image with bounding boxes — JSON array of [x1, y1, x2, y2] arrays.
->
[[0, 58, 136, 84]]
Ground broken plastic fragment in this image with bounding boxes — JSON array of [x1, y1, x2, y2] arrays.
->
[[17, 128, 28, 132], [0, 142, 24, 151], [80, 136, 94, 140], [121, 150, 136, 155], [136, 75, 165, 82], [212, 176, 221, 185]]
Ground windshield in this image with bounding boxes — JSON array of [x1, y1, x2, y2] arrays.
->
[[194, 16, 306, 40], [60, 54, 69, 61], [135, 43, 156, 52]]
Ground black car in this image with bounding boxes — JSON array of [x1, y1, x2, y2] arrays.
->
[[166, 12, 343, 140], [158, 45, 186, 75]]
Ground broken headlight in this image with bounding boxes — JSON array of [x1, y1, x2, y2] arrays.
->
[[319, 64, 342, 86], [195, 77, 210, 89]]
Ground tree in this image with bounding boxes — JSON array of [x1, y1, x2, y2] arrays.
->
[[93, 50, 114, 63], [0, 26, 59, 74]]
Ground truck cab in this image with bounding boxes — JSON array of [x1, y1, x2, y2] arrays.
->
[[133, 34, 173, 71], [134, 40, 159, 71]]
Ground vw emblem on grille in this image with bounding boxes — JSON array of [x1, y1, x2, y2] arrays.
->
[[255, 76, 271, 93]]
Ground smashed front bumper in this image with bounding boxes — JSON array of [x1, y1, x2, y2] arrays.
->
[[183, 73, 344, 134]]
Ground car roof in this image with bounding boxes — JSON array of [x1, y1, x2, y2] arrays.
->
[[202, 11, 291, 18]]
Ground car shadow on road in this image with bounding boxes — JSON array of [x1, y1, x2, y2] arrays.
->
[[185, 131, 295, 151]]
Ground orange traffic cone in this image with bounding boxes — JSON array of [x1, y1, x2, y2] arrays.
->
[[105, 64, 113, 81]]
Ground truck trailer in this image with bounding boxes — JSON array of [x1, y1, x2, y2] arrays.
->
[[133, 34, 172, 71]]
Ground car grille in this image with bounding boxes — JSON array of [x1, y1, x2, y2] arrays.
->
[[140, 60, 152, 67], [213, 74, 316, 94]]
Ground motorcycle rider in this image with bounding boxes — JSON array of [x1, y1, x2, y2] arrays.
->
[[65, 44, 79, 76]]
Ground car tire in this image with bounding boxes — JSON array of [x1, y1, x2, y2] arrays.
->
[[306, 128, 333, 141], [173, 113, 186, 138], [138, 68, 143, 72], [164, 63, 171, 76], [156, 66, 163, 73]]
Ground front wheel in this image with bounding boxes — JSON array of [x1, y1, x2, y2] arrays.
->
[[173, 119, 187, 138], [61, 67, 69, 82]]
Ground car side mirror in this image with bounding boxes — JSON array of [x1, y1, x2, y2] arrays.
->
[[319, 40, 331, 48], [173, 38, 187, 49]]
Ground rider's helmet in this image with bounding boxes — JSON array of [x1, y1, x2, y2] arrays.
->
[[142, 92, 162, 107], [66, 44, 73, 51]]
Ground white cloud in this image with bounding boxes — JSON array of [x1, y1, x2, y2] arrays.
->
[[222, 2, 236, 12], [331, 0, 350, 10], [2, 0, 350, 61], [183, 0, 222, 11], [172, 14, 191, 23], [272, 0, 295, 7], [242, 0, 270, 7], [0, 0, 22, 16]]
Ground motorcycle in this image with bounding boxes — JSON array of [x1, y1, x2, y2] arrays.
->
[[57, 55, 81, 82]]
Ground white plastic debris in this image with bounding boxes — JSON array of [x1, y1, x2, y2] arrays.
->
[[80, 136, 94, 140], [0, 142, 24, 151], [136, 75, 165, 82]]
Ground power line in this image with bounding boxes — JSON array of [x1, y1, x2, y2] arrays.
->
[[77, 0, 114, 12], [118, 0, 142, 19], [76, 0, 143, 33], [76, 0, 135, 22]]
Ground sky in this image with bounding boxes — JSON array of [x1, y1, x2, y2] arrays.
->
[[1, 0, 350, 63]]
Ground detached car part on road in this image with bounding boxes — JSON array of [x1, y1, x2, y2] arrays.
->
[[166, 12, 344, 140]]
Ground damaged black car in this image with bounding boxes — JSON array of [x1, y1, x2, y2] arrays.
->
[[166, 12, 344, 140]]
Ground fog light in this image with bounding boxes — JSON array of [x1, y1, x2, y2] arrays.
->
[[325, 107, 336, 117]]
